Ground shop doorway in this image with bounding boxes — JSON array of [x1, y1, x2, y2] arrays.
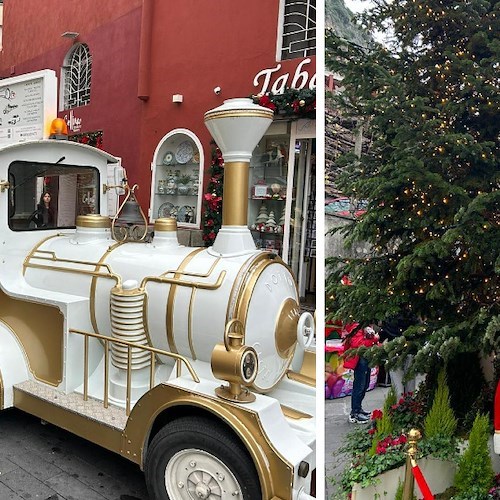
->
[[286, 137, 316, 308]]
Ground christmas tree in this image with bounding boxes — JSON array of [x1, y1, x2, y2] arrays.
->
[[325, 0, 499, 375], [202, 143, 224, 246]]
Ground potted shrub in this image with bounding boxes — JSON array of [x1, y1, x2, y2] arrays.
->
[[334, 374, 461, 499]]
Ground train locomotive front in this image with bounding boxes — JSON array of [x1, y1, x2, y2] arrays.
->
[[0, 98, 316, 500]]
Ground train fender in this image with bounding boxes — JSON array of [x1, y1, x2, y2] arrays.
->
[[0, 321, 30, 409]]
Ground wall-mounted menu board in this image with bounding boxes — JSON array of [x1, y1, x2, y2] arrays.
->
[[0, 69, 57, 145]]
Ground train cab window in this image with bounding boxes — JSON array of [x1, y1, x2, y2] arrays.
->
[[8, 161, 100, 231]]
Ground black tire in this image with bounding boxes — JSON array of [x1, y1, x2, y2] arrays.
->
[[145, 415, 262, 500]]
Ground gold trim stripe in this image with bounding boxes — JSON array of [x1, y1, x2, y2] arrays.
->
[[280, 404, 312, 420], [91, 242, 124, 335], [188, 288, 197, 360], [0, 370, 3, 410], [286, 370, 315, 387], [204, 109, 274, 121], [225, 253, 273, 325], [165, 248, 204, 354], [24, 250, 121, 284], [23, 234, 63, 275]]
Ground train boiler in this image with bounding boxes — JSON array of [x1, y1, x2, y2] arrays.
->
[[0, 99, 316, 499]]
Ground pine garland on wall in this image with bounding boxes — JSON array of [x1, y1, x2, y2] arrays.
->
[[202, 142, 224, 246], [69, 130, 104, 149], [252, 87, 316, 119]]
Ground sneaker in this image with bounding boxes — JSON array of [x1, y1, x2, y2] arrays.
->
[[349, 413, 370, 424], [359, 409, 371, 417]]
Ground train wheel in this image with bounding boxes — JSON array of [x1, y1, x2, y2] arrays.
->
[[145, 416, 261, 500]]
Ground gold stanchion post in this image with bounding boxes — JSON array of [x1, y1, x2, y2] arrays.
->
[[403, 428, 421, 500]]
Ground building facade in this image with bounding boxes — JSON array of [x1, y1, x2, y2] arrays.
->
[[0, 0, 316, 303]]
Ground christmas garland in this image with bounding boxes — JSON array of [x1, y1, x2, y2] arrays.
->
[[202, 142, 224, 246], [252, 87, 315, 119], [69, 130, 104, 149]]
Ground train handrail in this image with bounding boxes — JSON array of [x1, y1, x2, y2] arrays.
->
[[69, 328, 200, 415]]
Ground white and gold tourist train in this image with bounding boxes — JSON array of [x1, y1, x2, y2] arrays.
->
[[0, 99, 316, 499]]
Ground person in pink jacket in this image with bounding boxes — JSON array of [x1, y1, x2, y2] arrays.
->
[[343, 325, 379, 423]]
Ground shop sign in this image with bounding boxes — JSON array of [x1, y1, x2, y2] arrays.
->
[[253, 58, 316, 95], [64, 109, 82, 133], [0, 69, 57, 145]]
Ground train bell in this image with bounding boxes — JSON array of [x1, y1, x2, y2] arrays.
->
[[118, 193, 144, 225]]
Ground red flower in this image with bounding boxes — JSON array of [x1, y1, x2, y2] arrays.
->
[[259, 95, 277, 111], [399, 434, 408, 444], [368, 428, 376, 435], [376, 446, 387, 455], [371, 409, 383, 420]]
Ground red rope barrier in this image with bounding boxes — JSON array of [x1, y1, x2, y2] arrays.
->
[[412, 462, 434, 500]]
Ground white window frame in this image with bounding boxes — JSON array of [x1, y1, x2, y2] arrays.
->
[[60, 43, 92, 111], [277, 0, 316, 61]]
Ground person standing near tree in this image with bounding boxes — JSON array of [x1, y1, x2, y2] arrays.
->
[[342, 324, 379, 424], [380, 311, 418, 398]]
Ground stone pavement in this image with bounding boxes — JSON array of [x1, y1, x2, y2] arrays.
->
[[324, 385, 389, 500], [0, 408, 148, 500]]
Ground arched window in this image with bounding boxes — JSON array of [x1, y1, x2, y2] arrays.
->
[[62, 43, 92, 109], [280, 0, 316, 60]]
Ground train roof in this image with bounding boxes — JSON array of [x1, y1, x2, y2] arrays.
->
[[0, 139, 120, 163]]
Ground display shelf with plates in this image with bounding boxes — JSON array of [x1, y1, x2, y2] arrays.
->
[[150, 130, 203, 228]]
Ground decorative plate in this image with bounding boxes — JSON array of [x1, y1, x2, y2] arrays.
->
[[177, 205, 194, 224], [175, 141, 194, 164], [162, 151, 174, 165], [158, 202, 174, 218]]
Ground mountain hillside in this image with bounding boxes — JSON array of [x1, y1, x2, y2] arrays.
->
[[325, 0, 371, 46]]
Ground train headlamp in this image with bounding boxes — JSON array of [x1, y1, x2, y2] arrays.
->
[[211, 319, 258, 403]]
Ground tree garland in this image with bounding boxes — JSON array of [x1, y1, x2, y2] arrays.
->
[[69, 130, 104, 149], [252, 87, 316, 119], [202, 142, 224, 246]]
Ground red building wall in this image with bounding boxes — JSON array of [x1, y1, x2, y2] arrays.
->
[[0, 0, 316, 211]]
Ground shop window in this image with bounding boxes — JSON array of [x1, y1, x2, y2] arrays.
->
[[280, 0, 316, 60], [7, 160, 99, 231], [150, 130, 204, 229], [62, 43, 92, 110]]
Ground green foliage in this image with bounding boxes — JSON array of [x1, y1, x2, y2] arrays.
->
[[384, 385, 397, 411], [369, 387, 396, 455], [334, 391, 460, 496], [454, 413, 494, 495], [394, 481, 417, 500], [424, 370, 457, 439], [201, 143, 223, 246], [325, 0, 500, 375], [389, 390, 427, 432], [251, 88, 315, 119], [450, 485, 490, 500], [446, 352, 489, 428]]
